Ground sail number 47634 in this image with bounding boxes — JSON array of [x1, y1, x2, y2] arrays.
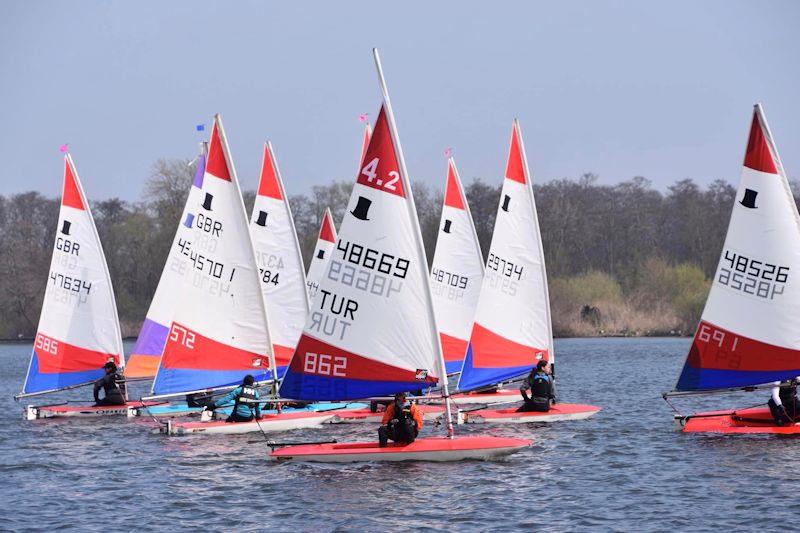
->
[[718, 250, 788, 299]]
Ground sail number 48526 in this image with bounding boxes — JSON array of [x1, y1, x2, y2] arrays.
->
[[304, 353, 347, 377]]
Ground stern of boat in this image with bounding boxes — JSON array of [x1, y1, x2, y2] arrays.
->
[[673, 414, 687, 431], [24, 405, 39, 421]]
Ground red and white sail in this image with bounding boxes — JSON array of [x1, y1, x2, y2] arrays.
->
[[21, 155, 124, 396], [250, 142, 310, 371], [280, 103, 443, 400], [675, 104, 800, 391], [150, 115, 275, 397], [458, 120, 553, 391], [430, 158, 484, 373], [306, 207, 337, 300]]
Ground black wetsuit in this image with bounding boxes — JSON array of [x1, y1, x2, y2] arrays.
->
[[93, 372, 126, 406], [518, 372, 555, 412], [378, 402, 418, 446]]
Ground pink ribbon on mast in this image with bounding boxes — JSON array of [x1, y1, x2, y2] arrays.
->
[[59, 143, 69, 153], [359, 113, 368, 123], [444, 147, 453, 158]]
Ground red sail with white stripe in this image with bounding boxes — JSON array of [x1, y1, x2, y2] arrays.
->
[[21, 155, 124, 396], [675, 104, 800, 391], [250, 142, 310, 371], [150, 115, 275, 397], [458, 120, 553, 391], [280, 105, 443, 400], [430, 158, 484, 373], [306, 207, 337, 300]]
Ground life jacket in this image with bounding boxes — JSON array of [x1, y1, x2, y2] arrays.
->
[[530, 372, 552, 401], [779, 386, 799, 417], [230, 385, 258, 419], [104, 372, 127, 402]]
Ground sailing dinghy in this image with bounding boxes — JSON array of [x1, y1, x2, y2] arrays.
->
[[126, 144, 208, 380], [667, 104, 800, 434], [430, 157, 485, 374], [270, 49, 530, 462], [249, 142, 310, 374], [144, 115, 333, 435], [18, 154, 139, 419], [306, 208, 337, 300], [456, 120, 600, 424]]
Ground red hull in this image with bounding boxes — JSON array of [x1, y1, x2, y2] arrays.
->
[[269, 436, 532, 462], [679, 406, 800, 434]]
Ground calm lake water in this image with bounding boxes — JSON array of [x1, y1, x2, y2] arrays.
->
[[0, 337, 792, 532]]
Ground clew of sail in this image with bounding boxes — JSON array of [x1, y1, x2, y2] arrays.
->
[[306, 207, 338, 300], [675, 104, 800, 391], [150, 115, 275, 397], [430, 158, 485, 373], [126, 146, 207, 379], [280, 103, 443, 401], [458, 120, 553, 391], [249, 142, 310, 375], [21, 155, 124, 396]]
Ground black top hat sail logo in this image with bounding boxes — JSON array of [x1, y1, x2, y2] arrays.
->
[[351, 196, 372, 221], [501, 194, 511, 212], [60, 220, 72, 236], [202, 192, 214, 211], [317, 249, 326, 259], [443, 219, 453, 234], [183, 213, 195, 229], [740, 188, 758, 209], [255, 210, 269, 227]]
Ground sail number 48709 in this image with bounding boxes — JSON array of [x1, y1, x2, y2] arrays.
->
[[304, 353, 347, 377]]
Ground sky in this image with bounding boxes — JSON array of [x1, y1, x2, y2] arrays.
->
[[2, 1, 799, 201]]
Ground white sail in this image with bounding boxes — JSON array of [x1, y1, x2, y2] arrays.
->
[[280, 59, 444, 401], [21, 155, 124, 396], [675, 104, 800, 391], [250, 142, 310, 371], [150, 115, 275, 397], [306, 207, 337, 300], [458, 120, 553, 391], [430, 157, 484, 373]]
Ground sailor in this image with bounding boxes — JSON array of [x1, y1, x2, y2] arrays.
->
[[93, 361, 127, 406], [206, 375, 262, 423], [768, 379, 800, 425], [517, 360, 556, 412], [378, 392, 423, 447]]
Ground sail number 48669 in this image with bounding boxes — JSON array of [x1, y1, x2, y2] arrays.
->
[[304, 353, 347, 377]]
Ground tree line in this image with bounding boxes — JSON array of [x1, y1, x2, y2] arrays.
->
[[2, 158, 785, 340]]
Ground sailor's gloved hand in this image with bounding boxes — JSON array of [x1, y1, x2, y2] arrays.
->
[[255, 416, 262, 421]]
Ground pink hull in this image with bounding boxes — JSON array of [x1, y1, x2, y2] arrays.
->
[[463, 403, 601, 424], [678, 406, 800, 434]]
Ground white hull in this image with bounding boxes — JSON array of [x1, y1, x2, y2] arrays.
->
[[163, 414, 335, 435], [27, 404, 130, 420]]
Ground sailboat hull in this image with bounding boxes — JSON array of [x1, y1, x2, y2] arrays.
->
[[269, 436, 531, 462], [26, 402, 160, 420], [449, 389, 521, 406], [163, 411, 335, 435], [676, 406, 800, 434], [461, 403, 600, 424]]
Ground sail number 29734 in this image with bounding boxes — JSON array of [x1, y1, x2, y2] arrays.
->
[[303, 352, 347, 377]]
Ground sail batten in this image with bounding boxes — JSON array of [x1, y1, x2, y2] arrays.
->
[[675, 104, 800, 391]]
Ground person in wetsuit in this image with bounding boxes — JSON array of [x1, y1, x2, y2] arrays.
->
[[768, 379, 800, 426], [206, 375, 262, 423], [93, 362, 127, 406], [518, 360, 556, 412], [378, 392, 423, 447]]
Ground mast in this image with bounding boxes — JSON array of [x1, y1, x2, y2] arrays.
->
[[373, 48, 454, 437], [515, 119, 555, 374]]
